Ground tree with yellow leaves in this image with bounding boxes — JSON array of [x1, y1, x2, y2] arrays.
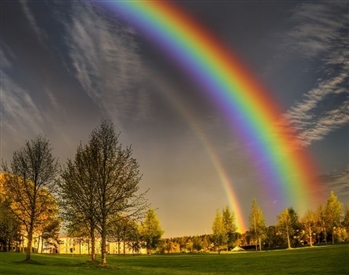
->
[[2, 136, 59, 261]]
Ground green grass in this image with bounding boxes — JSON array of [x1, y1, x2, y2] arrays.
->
[[1, 245, 348, 275]]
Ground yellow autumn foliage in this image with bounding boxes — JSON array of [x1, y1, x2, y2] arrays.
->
[[0, 172, 59, 234]]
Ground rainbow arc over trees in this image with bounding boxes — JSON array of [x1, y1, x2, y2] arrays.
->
[[97, 1, 324, 231]]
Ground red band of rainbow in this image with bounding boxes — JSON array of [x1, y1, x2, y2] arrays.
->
[[96, 1, 324, 230]]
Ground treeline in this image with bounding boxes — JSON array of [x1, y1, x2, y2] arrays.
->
[[160, 193, 349, 253], [1, 120, 349, 265]]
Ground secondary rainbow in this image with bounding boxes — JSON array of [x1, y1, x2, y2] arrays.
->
[[153, 75, 247, 232], [97, 2, 323, 215]]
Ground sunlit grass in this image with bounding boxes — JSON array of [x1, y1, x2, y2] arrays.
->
[[0, 244, 348, 275]]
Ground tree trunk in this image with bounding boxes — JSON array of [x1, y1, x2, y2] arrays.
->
[[42, 235, 45, 253], [90, 230, 96, 261], [286, 230, 291, 249], [26, 231, 33, 261], [308, 227, 313, 247], [101, 231, 107, 265], [7, 238, 11, 252], [37, 236, 40, 253], [254, 217, 257, 251], [332, 231, 335, 244], [258, 237, 262, 251]]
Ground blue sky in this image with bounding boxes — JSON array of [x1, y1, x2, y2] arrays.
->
[[1, 1, 348, 237]]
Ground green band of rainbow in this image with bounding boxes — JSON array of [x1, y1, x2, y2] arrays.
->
[[97, 1, 324, 229]]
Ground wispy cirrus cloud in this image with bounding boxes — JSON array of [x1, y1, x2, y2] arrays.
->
[[19, 0, 46, 44], [1, 48, 46, 146], [281, 2, 349, 147], [62, 2, 149, 126], [320, 166, 349, 198]]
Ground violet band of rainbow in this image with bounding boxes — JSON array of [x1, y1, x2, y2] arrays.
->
[[95, 1, 324, 224]]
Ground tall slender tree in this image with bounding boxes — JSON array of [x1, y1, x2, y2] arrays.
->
[[2, 136, 58, 262], [211, 210, 227, 254], [60, 143, 99, 261], [222, 206, 237, 250], [301, 210, 317, 247], [342, 204, 349, 233], [277, 207, 299, 249], [248, 199, 266, 251], [325, 191, 342, 244], [316, 204, 327, 244]]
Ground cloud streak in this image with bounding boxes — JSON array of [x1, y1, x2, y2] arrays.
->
[[19, 0, 46, 44], [1, 49, 46, 147], [62, 2, 149, 127], [281, 2, 349, 147]]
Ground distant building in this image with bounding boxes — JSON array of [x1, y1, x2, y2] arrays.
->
[[58, 236, 147, 255]]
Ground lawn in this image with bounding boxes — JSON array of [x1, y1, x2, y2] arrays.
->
[[0, 245, 348, 275]]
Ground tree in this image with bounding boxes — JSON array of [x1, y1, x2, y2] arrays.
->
[[108, 215, 140, 255], [222, 206, 237, 250], [60, 143, 99, 261], [342, 204, 349, 233], [192, 235, 203, 252], [0, 174, 21, 252], [300, 210, 317, 247], [60, 120, 148, 265], [140, 208, 164, 254], [264, 225, 283, 249], [316, 204, 327, 244], [41, 218, 61, 253], [1, 136, 58, 261], [277, 207, 300, 249], [325, 191, 342, 244], [211, 210, 227, 254], [248, 199, 266, 251]]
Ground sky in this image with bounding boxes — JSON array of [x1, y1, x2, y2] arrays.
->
[[1, 0, 348, 237]]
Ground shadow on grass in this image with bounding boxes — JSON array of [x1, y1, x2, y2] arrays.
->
[[13, 259, 118, 270], [14, 259, 45, 265]]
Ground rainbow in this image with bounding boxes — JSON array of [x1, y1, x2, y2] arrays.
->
[[97, 1, 323, 228], [152, 75, 247, 232]]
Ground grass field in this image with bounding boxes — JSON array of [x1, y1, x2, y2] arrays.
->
[[0, 244, 348, 275]]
